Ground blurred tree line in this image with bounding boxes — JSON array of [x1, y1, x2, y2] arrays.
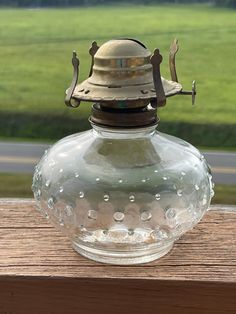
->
[[0, 0, 235, 8]]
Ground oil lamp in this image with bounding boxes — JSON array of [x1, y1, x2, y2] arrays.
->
[[32, 38, 214, 264]]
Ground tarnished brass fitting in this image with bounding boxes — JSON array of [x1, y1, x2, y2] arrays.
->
[[65, 38, 196, 127]]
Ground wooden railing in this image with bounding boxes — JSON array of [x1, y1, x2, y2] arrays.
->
[[0, 199, 235, 314]]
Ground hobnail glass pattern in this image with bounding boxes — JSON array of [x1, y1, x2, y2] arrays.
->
[[32, 124, 214, 264]]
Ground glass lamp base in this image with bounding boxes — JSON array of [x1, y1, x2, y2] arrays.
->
[[32, 125, 213, 266], [72, 240, 174, 265]]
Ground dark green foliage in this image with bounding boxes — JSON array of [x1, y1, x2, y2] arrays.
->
[[214, 0, 236, 8], [0, 111, 235, 147], [158, 121, 236, 147], [0, 111, 90, 139], [0, 1, 235, 9]]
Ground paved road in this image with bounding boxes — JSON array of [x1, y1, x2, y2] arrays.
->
[[0, 141, 235, 185]]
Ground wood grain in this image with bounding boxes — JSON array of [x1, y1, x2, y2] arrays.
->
[[0, 199, 235, 313]]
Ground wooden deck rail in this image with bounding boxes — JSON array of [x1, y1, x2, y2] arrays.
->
[[0, 199, 235, 313]]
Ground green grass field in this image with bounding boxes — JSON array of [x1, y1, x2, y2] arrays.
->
[[0, 4, 235, 125]]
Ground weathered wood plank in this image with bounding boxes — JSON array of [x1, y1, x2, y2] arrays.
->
[[0, 278, 235, 314], [0, 199, 235, 313], [0, 199, 235, 280]]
